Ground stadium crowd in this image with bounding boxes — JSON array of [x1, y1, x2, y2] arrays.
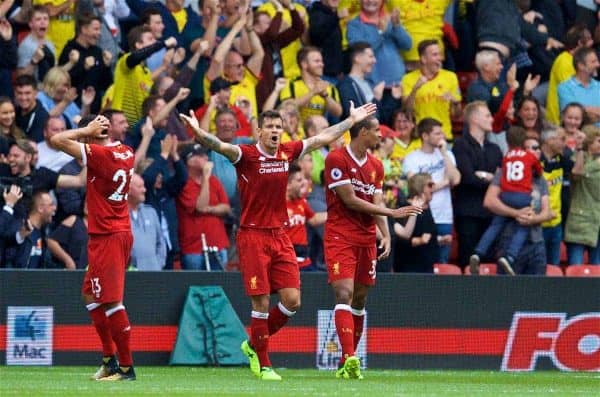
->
[[0, 0, 599, 274]]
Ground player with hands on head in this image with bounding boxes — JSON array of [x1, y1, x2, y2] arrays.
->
[[50, 114, 137, 381], [180, 100, 378, 381]]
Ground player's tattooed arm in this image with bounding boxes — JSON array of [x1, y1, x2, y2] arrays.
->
[[303, 101, 377, 153], [180, 111, 241, 163]]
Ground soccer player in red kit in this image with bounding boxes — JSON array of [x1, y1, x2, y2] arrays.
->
[[324, 116, 422, 379], [469, 125, 543, 275], [180, 101, 377, 381], [50, 115, 136, 381], [285, 163, 326, 270]]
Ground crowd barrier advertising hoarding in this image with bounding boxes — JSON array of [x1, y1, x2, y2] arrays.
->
[[0, 270, 598, 371]]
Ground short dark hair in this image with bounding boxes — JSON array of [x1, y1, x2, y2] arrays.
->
[[14, 74, 38, 89], [418, 39, 439, 57], [572, 47, 596, 70], [287, 162, 302, 180], [258, 110, 282, 128], [78, 114, 97, 128], [141, 95, 162, 116], [506, 125, 528, 148], [28, 5, 49, 21], [563, 24, 590, 51], [416, 117, 442, 137], [101, 108, 125, 122], [349, 116, 377, 139], [141, 7, 162, 25], [29, 190, 50, 213], [296, 46, 321, 67], [349, 42, 372, 65], [127, 26, 152, 51], [77, 13, 101, 34]]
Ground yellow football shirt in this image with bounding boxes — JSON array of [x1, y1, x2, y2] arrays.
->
[[401, 69, 461, 139], [171, 9, 188, 33], [34, 0, 75, 59], [387, 0, 451, 62], [203, 69, 259, 120], [279, 77, 341, 124], [112, 54, 154, 125], [546, 51, 575, 126]]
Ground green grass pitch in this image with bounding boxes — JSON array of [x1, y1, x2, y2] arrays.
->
[[1, 366, 598, 396]]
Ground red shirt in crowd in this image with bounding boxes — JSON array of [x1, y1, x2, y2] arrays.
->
[[500, 148, 543, 193], [286, 197, 315, 245], [176, 176, 230, 253], [324, 146, 384, 246], [234, 141, 305, 228], [82, 142, 134, 235]]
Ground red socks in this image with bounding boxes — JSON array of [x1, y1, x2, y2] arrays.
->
[[334, 304, 354, 364], [268, 302, 295, 336], [86, 303, 115, 358], [106, 305, 133, 367], [250, 312, 271, 368], [352, 308, 365, 352]]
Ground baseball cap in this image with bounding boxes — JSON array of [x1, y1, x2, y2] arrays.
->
[[180, 143, 208, 161], [210, 77, 232, 95]]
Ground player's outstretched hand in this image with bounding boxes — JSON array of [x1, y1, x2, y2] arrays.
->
[[348, 101, 377, 124], [378, 235, 391, 260], [390, 204, 423, 219], [86, 115, 110, 138], [180, 110, 211, 138]]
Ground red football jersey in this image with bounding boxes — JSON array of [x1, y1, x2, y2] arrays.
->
[[500, 149, 543, 193], [82, 142, 134, 235], [324, 146, 384, 246], [234, 141, 305, 228], [285, 197, 316, 245]]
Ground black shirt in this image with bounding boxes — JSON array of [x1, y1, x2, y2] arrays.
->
[[0, 165, 59, 220], [452, 132, 503, 218], [16, 100, 49, 143]]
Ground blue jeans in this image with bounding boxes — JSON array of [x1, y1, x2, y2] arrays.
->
[[476, 191, 532, 262], [436, 223, 453, 264], [542, 225, 562, 265], [567, 236, 600, 265], [181, 250, 228, 271]]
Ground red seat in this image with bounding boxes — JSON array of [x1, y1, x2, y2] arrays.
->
[[464, 263, 497, 275], [545, 264, 564, 277], [565, 265, 600, 277], [433, 263, 462, 275]]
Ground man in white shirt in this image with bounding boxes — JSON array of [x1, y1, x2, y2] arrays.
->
[[36, 116, 74, 172], [403, 117, 461, 263]]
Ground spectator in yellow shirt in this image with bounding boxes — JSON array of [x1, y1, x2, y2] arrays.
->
[[546, 25, 594, 125], [279, 46, 342, 124], [401, 39, 461, 141]]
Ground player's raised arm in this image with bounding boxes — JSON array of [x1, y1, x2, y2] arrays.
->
[[303, 101, 377, 153], [180, 110, 242, 163], [50, 115, 110, 160], [333, 183, 423, 218]]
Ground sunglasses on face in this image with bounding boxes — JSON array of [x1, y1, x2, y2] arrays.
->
[[526, 145, 540, 150]]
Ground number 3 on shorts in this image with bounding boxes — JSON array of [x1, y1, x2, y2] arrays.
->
[[91, 277, 102, 298], [369, 260, 377, 279]]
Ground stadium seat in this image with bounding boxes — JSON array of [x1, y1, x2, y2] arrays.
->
[[464, 263, 497, 275], [433, 263, 462, 275], [565, 265, 600, 277], [545, 264, 564, 277]]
